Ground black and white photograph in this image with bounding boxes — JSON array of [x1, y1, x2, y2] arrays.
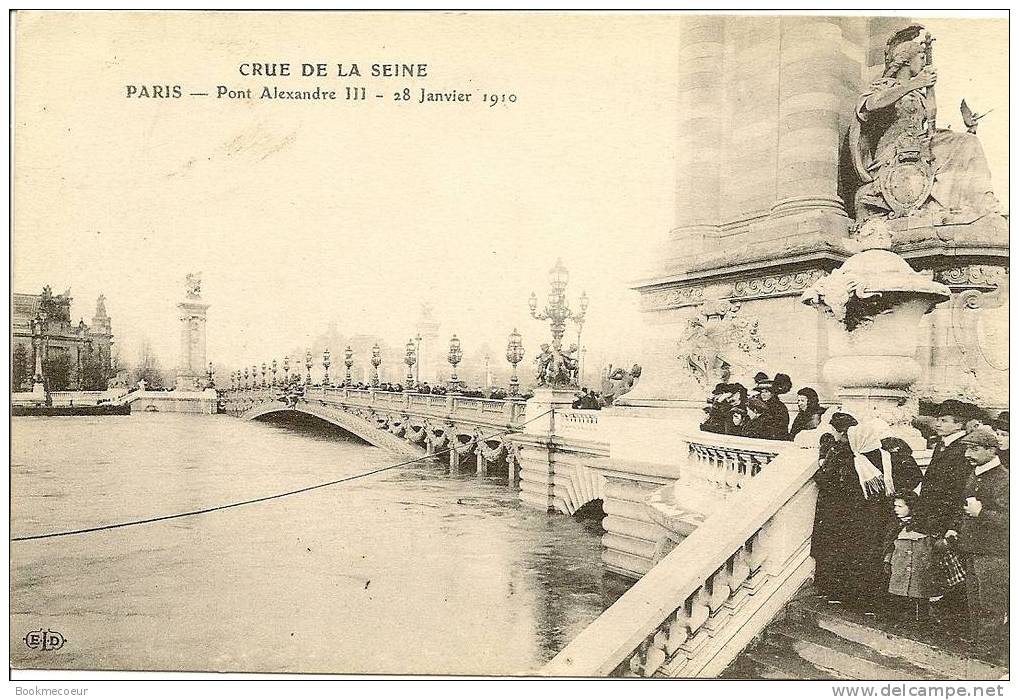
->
[[9, 9, 1009, 688]]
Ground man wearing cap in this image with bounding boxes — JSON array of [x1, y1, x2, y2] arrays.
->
[[956, 426, 1009, 658]]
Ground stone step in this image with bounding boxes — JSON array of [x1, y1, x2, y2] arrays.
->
[[798, 602, 1005, 680], [724, 635, 853, 680], [767, 620, 946, 680], [724, 590, 1008, 680]]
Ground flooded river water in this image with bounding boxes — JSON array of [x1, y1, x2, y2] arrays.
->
[[11, 413, 624, 675]]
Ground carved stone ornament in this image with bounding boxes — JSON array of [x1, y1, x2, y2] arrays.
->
[[802, 221, 949, 333], [639, 286, 704, 312], [935, 265, 1008, 289], [675, 299, 765, 391], [729, 270, 826, 300]]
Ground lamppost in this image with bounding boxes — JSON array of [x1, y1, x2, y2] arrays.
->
[[252, 365, 258, 391], [576, 289, 590, 352], [344, 346, 354, 387], [404, 338, 417, 391], [243, 367, 250, 390], [528, 258, 589, 387], [447, 334, 463, 394], [230, 371, 235, 391], [271, 359, 278, 387], [208, 362, 215, 389], [370, 343, 382, 387], [323, 349, 331, 387], [283, 356, 290, 388], [305, 350, 313, 385], [261, 362, 268, 388], [414, 333, 422, 386], [30, 314, 45, 385], [506, 328, 525, 397]]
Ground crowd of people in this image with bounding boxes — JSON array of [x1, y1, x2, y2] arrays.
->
[[811, 401, 1009, 664], [699, 372, 826, 441], [696, 372, 1008, 661], [335, 381, 523, 399], [571, 387, 603, 410]]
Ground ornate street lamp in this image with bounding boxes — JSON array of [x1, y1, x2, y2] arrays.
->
[[506, 328, 525, 397], [252, 365, 258, 390], [271, 359, 278, 387], [447, 334, 463, 394], [528, 258, 589, 387], [414, 334, 422, 386], [404, 338, 417, 391], [323, 349, 331, 387], [370, 343, 382, 387], [529, 258, 588, 351], [261, 362, 268, 388], [344, 346, 354, 387], [208, 362, 215, 389], [243, 367, 250, 390], [283, 356, 291, 388]]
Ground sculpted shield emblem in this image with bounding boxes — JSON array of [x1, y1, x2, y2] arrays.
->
[[878, 159, 934, 217]]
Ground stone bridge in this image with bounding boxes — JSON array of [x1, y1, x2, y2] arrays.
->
[[225, 385, 529, 477]]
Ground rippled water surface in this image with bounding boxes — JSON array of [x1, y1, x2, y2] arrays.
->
[[11, 413, 623, 674]]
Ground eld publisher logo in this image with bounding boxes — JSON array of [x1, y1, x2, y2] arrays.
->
[[23, 629, 66, 652]]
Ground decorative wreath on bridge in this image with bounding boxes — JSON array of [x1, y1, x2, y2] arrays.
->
[[475, 435, 507, 462], [386, 413, 407, 437], [424, 422, 453, 449], [404, 422, 427, 444], [450, 431, 478, 456]]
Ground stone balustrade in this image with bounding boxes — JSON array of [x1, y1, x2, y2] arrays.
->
[[553, 409, 602, 441], [543, 444, 819, 677], [223, 386, 527, 428], [682, 433, 788, 491]]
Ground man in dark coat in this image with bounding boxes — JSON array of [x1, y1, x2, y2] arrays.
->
[[915, 400, 979, 632], [956, 426, 1009, 657], [915, 400, 975, 541]]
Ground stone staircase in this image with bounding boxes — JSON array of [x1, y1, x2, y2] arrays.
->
[[723, 588, 1007, 680]]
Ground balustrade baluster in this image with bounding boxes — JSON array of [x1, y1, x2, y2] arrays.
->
[[706, 565, 731, 616]]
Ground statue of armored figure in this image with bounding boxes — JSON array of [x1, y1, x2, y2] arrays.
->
[[851, 25, 1000, 223]]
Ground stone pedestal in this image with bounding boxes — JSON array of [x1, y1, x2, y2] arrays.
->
[[175, 297, 210, 390], [803, 228, 951, 446], [517, 387, 580, 511]]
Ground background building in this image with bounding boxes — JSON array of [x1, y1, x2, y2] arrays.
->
[[12, 286, 115, 391]]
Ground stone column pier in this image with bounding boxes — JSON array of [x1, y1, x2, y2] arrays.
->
[[771, 16, 859, 221], [662, 15, 725, 267]]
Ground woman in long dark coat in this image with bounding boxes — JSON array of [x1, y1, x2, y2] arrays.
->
[[812, 415, 890, 608]]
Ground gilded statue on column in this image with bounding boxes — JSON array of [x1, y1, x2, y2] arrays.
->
[[851, 25, 999, 222]]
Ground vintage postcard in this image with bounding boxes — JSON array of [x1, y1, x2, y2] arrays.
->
[[10, 10, 1009, 686]]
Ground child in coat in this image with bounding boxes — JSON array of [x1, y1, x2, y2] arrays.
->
[[884, 494, 935, 626]]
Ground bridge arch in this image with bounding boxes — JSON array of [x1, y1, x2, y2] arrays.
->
[[241, 400, 422, 456]]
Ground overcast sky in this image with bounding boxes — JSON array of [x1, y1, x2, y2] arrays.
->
[[13, 12, 1008, 379]]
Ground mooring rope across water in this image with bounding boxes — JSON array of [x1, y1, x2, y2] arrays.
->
[[12, 408, 555, 543]]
